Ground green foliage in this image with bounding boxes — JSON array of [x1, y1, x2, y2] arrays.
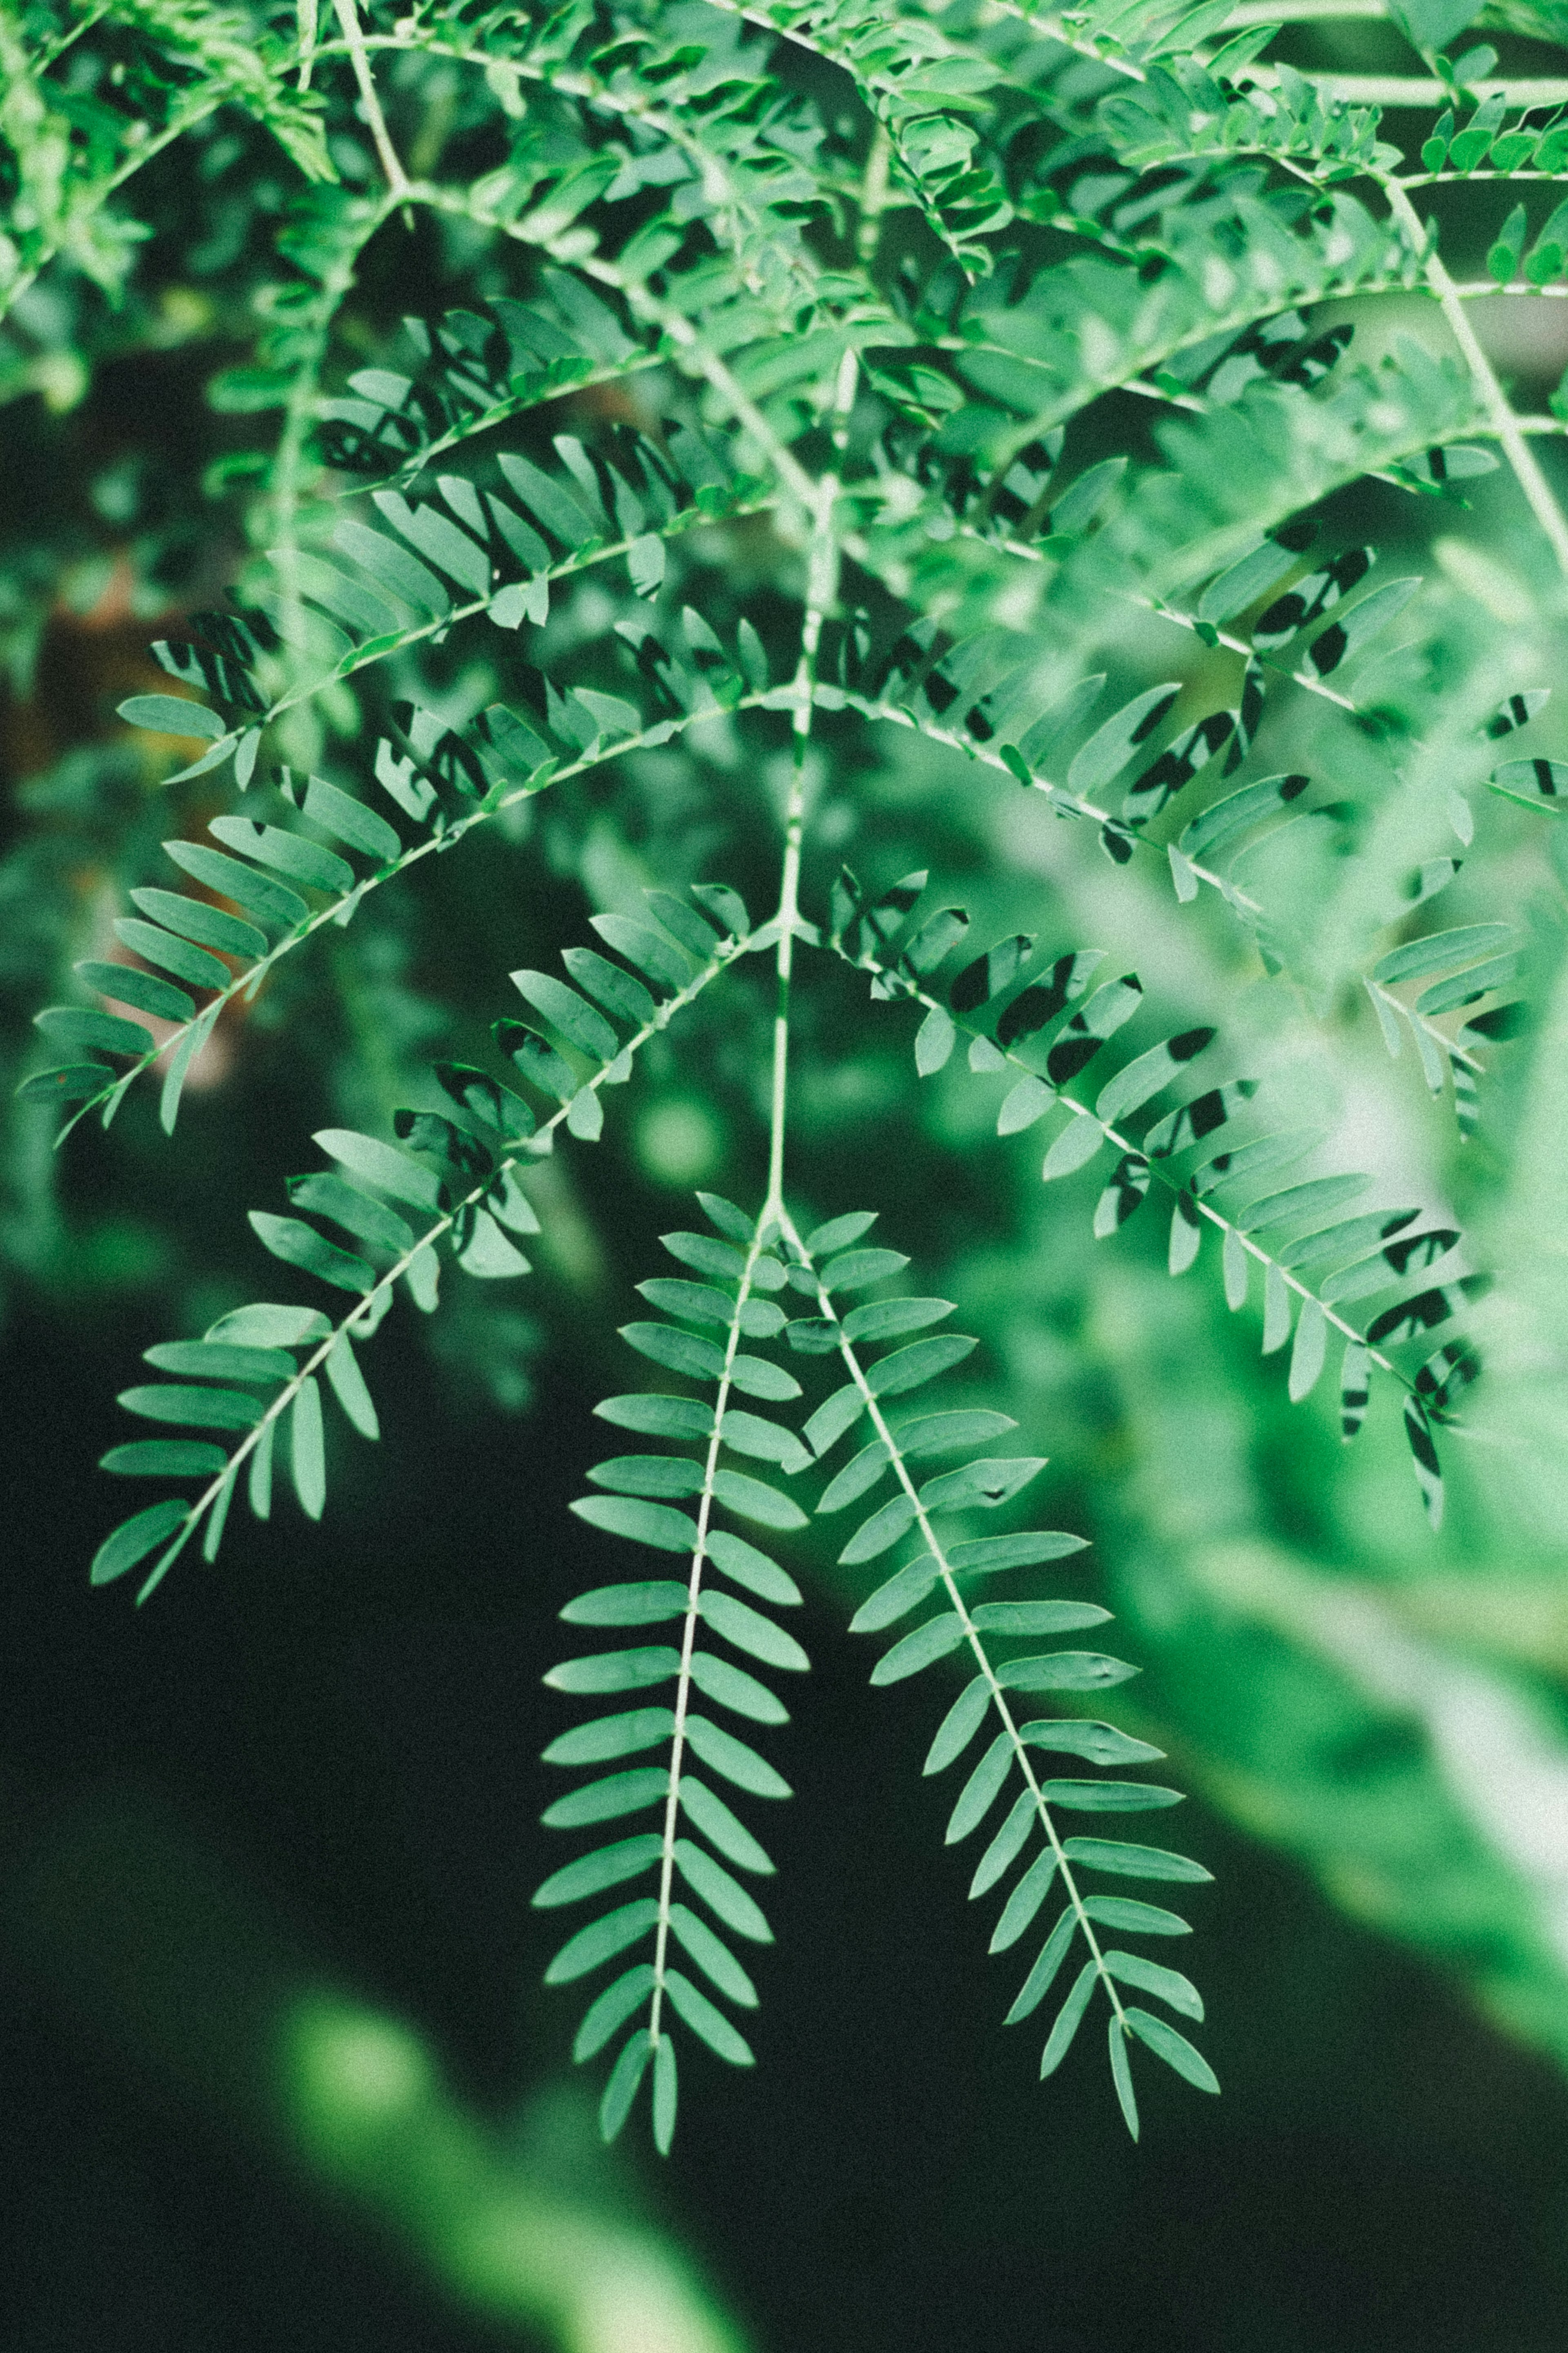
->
[[11, 0, 1568, 2166]]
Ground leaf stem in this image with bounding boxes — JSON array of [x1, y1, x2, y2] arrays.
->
[[762, 357, 854, 1225], [647, 1223, 773, 2051], [332, 0, 408, 196], [1383, 177, 1568, 584], [780, 1213, 1127, 2030]]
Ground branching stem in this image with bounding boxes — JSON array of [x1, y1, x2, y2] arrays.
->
[[1383, 178, 1568, 584], [332, 0, 409, 196], [647, 1225, 773, 2051]]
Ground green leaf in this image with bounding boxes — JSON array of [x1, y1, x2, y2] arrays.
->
[[1018, 1720, 1165, 1766], [76, 962, 195, 1024], [849, 1556, 941, 1633], [570, 1495, 699, 1552], [652, 2030, 678, 2155], [668, 1905, 760, 2005], [1062, 1838, 1213, 1882], [144, 1341, 294, 1384], [803, 1383, 867, 1456], [511, 968, 621, 1061], [949, 1531, 1089, 1572], [1039, 1780, 1183, 1811], [301, 774, 401, 863], [840, 1492, 918, 1565], [720, 1409, 812, 1472], [1067, 685, 1180, 795], [1004, 1907, 1078, 2023], [457, 1206, 532, 1278], [923, 1675, 991, 1775], [842, 1299, 955, 1345], [728, 1354, 804, 1403], [561, 1581, 689, 1626], [1041, 1117, 1106, 1182], [971, 1790, 1035, 1898], [118, 693, 225, 738], [1040, 1959, 1099, 2076], [573, 1964, 656, 2061], [35, 1007, 154, 1058], [546, 1647, 681, 1695], [989, 1844, 1061, 1952], [534, 1834, 663, 1908], [946, 1732, 1013, 1843], [90, 1499, 190, 1587], [688, 1650, 788, 1724], [599, 2029, 654, 2140], [916, 1004, 957, 1074], [700, 1589, 810, 1671], [997, 1652, 1137, 1691], [1109, 2018, 1140, 2140], [664, 1967, 755, 2065], [871, 1610, 969, 1684], [314, 1130, 442, 1211], [1124, 2006, 1221, 2092], [971, 1601, 1110, 1635], [620, 1322, 729, 1382], [683, 1713, 791, 1799], [101, 1439, 229, 1478], [704, 1529, 802, 1606], [589, 1456, 706, 1499], [818, 1441, 891, 1514], [919, 1456, 1045, 1512], [804, 1211, 878, 1255], [543, 1708, 676, 1767], [118, 1384, 262, 1431], [595, 1383, 710, 1440], [542, 1768, 670, 1830], [249, 1213, 374, 1295], [131, 887, 265, 960], [821, 1247, 910, 1293], [288, 1173, 414, 1256], [1491, 756, 1568, 811], [710, 1467, 809, 1529], [163, 841, 307, 930], [678, 1776, 774, 1876], [207, 1305, 330, 1348], [291, 1376, 326, 1519], [319, 1336, 381, 1440], [673, 1839, 773, 1941], [1102, 1951, 1204, 2020], [547, 1898, 662, 1986], [209, 816, 354, 896], [1082, 1895, 1192, 1936]]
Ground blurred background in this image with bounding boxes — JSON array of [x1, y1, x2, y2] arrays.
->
[[10, 5, 1568, 2347]]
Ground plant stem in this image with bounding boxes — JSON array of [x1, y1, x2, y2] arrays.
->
[[647, 1228, 772, 2056], [763, 354, 856, 1224], [1383, 178, 1568, 584], [332, 0, 409, 196]]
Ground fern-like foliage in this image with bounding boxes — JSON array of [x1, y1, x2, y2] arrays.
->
[[789, 1211, 1216, 2132], [829, 865, 1487, 1524], [16, 0, 1568, 2179], [540, 1196, 811, 2149]]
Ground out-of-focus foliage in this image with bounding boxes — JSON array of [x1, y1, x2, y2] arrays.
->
[[9, 0, 1568, 2298]]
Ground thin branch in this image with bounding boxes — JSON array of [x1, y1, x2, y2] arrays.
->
[[780, 1210, 1128, 2029], [1383, 177, 1568, 583], [763, 353, 855, 1224], [648, 1224, 773, 2052], [332, 0, 409, 196]]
